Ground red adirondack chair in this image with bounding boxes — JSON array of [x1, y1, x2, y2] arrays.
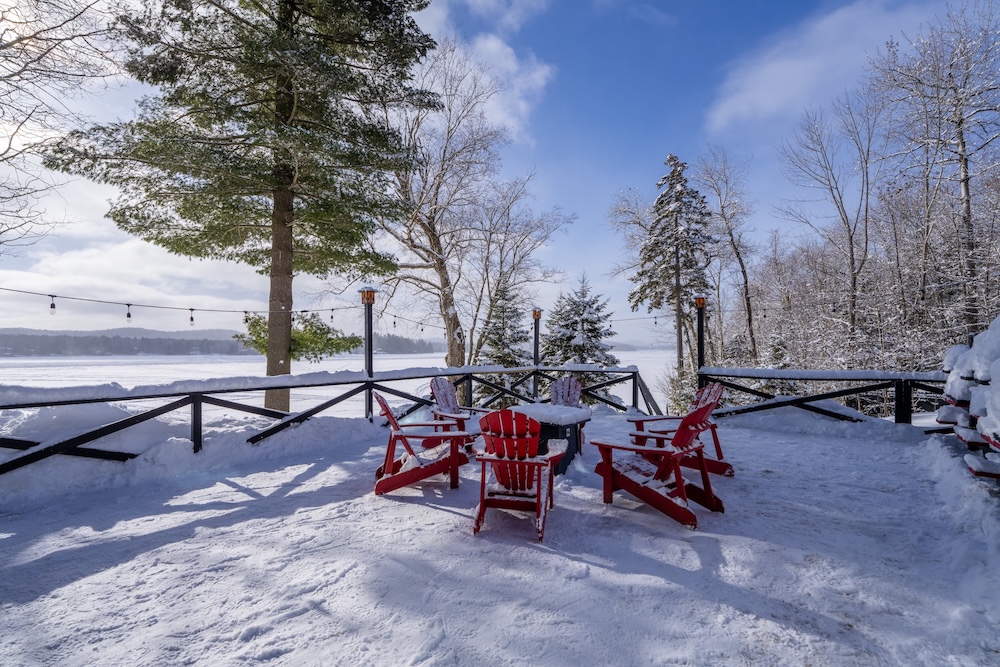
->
[[549, 376, 582, 407], [373, 392, 470, 496], [473, 410, 567, 542], [627, 382, 733, 477], [590, 396, 725, 529], [429, 376, 490, 439]]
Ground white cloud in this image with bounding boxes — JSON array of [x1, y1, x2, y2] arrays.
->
[[470, 34, 553, 140], [706, 0, 941, 135], [460, 0, 550, 32], [416, 0, 554, 141]]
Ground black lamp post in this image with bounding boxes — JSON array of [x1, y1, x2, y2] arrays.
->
[[532, 307, 542, 401], [694, 295, 706, 388], [360, 286, 376, 420]]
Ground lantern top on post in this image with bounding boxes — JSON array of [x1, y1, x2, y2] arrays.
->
[[359, 286, 377, 305], [532, 306, 542, 320], [694, 295, 707, 309]]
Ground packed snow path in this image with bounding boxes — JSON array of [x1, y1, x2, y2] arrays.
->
[[1, 407, 998, 666]]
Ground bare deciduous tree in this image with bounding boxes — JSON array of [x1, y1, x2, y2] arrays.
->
[[870, 1, 1000, 334], [693, 146, 758, 362], [0, 0, 110, 251], [778, 86, 887, 337], [377, 41, 568, 367]]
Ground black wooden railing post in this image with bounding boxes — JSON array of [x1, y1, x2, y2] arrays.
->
[[191, 393, 203, 453], [532, 306, 542, 401], [361, 286, 376, 421], [632, 370, 639, 410], [895, 380, 913, 424]]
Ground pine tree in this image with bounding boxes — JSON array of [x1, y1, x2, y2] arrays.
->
[[628, 154, 712, 373], [540, 275, 620, 404], [45, 0, 435, 410], [474, 278, 532, 407]]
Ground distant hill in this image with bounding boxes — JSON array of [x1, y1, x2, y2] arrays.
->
[[0, 328, 440, 357], [0, 327, 241, 340]]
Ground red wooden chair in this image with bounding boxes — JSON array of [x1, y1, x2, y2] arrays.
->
[[473, 410, 567, 542], [549, 376, 582, 407], [429, 376, 490, 442], [548, 376, 587, 460], [627, 382, 733, 476], [590, 396, 724, 529], [373, 392, 470, 496]]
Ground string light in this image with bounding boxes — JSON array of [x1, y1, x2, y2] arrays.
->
[[189, 308, 195, 326], [49, 295, 55, 315], [126, 304, 132, 323]]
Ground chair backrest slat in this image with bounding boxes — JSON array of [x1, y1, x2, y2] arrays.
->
[[550, 377, 582, 407], [430, 376, 461, 413], [479, 410, 541, 492]]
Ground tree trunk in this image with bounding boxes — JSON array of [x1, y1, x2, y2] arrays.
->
[[674, 243, 683, 373], [955, 120, 978, 335], [265, 169, 295, 411], [264, 0, 296, 412]]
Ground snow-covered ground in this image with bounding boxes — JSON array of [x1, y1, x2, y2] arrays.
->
[[1, 354, 999, 666]]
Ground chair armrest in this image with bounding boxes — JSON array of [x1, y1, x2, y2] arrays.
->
[[432, 409, 470, 421], [403, 430, 470, 447], [591, 438, 679, 455], [398, 420, 461, 430], [627, 414, 682, 428]]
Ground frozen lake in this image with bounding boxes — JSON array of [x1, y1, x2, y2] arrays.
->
[[0, 349, 677, 415]]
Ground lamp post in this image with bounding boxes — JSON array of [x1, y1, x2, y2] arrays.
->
[[360, 286, 376, 420], [532, 307, 542, 401], [694, 295, 706, 388]]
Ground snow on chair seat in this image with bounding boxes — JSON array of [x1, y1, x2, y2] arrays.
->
[[935, 404, 967, 426], [964, 453, 1000, 479], [373, 392, 470, 496]]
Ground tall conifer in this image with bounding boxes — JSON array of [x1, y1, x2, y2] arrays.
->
[[46, 0, 435, 409]]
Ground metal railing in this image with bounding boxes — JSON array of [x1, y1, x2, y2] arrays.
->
[[697, 366, 948, 425], [0, 364, 656, 477]]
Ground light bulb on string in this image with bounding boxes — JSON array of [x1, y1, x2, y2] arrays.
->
[[126, 304, 132, 323], [189, 308, 195, 326], [49, 295, 56, 315], [330, 309, 335, 322]]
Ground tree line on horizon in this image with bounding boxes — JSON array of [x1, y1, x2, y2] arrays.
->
[[0, 331, 436, 358]]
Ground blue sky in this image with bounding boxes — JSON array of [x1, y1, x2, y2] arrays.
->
[[0, 0, 950, 344]]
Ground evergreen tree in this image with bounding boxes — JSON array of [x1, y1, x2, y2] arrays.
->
[[628, 154, 712, 373], [540, 275, 620, 404], [45, 0, 435, 410], [474, 278, 532, 407]]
